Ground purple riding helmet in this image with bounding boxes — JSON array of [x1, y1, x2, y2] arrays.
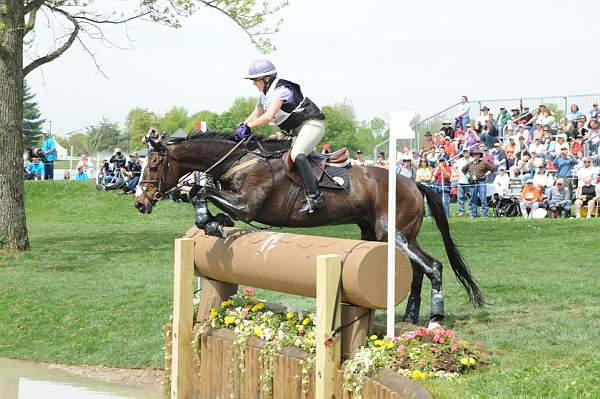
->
[[245, 59, 277, 80]]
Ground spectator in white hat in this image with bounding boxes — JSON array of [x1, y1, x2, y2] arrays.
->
[[492, 165, 510, 197]]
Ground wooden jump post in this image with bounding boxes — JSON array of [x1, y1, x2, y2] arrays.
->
[[171, 238, 195, 399]]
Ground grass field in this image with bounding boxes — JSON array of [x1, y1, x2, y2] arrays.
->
[[1, 181, 599, 398]]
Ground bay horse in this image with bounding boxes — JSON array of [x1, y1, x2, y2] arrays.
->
[[134, 132, 485, 325]]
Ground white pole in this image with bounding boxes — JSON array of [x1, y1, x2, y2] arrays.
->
[[386, 131, 397, 338], [387, 112, 416, 338]]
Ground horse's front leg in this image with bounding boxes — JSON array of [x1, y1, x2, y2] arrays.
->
[[201, 186, 262, 223]]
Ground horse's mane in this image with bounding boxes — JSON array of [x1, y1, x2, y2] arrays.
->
[[168, 130, 292, 151]]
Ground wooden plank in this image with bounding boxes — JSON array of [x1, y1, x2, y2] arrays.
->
[[196, 278, 237, 322], [214, 337, 223, 399], [315, 254, 342, 399], [340, 304, 373, 360], [223, 339, 233, 399], [171, 238, 195, 399], [191, 326, 202, 398], [199, 334, 209, 399]]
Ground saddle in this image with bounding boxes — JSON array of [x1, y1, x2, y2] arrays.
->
[[282, 148, 350, 188]]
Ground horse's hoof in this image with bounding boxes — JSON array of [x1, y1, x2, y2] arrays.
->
[[427, 321, 443, 330]]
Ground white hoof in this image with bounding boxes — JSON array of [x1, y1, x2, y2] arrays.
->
[[427, 321, 442, 330]]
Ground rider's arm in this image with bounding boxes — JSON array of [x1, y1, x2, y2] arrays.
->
[[244, 104, 265, 125], [246, 100, 283, 129]]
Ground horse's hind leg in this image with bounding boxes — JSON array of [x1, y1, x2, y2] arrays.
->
[[394, 232, 445, 325], [402, 264, 424, 324]]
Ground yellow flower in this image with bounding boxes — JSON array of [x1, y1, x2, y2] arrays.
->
[[251, 303, 265, 312], [302, 318, 311, 326], [411, 370, 423, 379], [224, 316, 236, 325], [385, 342, 394, 349], [374, 339, 385, 347], [220, 300, 232, 308], [468, 357, 476, 366], [286, 312, 295, 320], [307, 332, 315, 339], [460, 358, 469, 366], [209, 308, 218, 318], [369, 335, 378, 341], [297, 325, 305, 333], [254, 327, 263, 337]]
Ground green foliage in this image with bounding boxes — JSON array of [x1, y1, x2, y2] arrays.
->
[[157, 106, 189, 134], [184, 110, 219, 132], [124, 107, 159, 151], [208, 96, 277, 135], [321, 100, 385, 155], [22, 80, 45, 148], [59, 119, 124, 155]]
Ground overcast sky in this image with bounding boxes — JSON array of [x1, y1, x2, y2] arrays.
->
[[26, 0, 600, 136]]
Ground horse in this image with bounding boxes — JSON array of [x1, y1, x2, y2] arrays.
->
[[134, 132, 485, 325]]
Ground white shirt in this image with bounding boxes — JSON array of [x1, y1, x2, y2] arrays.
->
[[493, 172, 510, 196], [533, 172, 554, 188]]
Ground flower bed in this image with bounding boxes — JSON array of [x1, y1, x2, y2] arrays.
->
[[193, 289, 488, 398]]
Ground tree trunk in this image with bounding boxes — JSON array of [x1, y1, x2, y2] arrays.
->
[[0, 1, 29, 250]]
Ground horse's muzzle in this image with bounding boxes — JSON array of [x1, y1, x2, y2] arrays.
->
[[135, 197, 153, 214]]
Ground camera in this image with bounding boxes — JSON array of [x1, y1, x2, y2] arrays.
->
[[116, 151, 122, 156]]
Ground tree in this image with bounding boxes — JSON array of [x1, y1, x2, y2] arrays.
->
[[184, 110, 219, 132], [0, 1, 287, 251], [22, 80, 44, 148], [124, 107, 159, 151], [211, 96, 277, 135], [58, 119, 123, 155], [321, 101, 358, 152], [158, 106, 189, 134]]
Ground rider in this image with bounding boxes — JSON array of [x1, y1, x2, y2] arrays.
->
[[234, 59, 327, 214]]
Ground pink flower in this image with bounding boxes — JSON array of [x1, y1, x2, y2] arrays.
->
[[438, 337, 445, 344], [474, 341, 481, 350], [397, 345, 405, 353], [241, 308, 250, 318], [450, 345, 458, 352], [244, 287, 254, 296], [430, 347, 438, 353]]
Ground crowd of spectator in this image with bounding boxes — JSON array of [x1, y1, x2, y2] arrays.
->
[[346, 98, 600, 219]]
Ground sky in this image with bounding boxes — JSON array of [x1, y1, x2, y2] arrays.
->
[[26, 0, 600, 136]]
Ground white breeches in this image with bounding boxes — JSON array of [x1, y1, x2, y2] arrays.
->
[[290, 119, 325, 161]]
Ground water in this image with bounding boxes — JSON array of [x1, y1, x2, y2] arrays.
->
[[0, 358, 162, 399]]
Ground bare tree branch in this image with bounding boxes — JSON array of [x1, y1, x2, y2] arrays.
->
[[73, 12, 150, 25], [76, 35, 108, 78], [24, 0, 46, 15], [23, 6, 79, 77]]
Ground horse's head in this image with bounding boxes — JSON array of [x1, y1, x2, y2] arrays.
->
[[135, 139, 172, 214]]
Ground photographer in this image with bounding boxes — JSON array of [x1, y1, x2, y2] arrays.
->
[[25, 158, 44, 180], [109, 148, 126, 171], [120, 153, 142, 194]]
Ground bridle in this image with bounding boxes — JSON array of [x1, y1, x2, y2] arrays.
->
[[139, 148, 170, 205]]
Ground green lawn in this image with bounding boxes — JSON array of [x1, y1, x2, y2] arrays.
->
[[1, 181, 599, 398]]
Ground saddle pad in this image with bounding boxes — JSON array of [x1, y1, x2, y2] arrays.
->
[[319, 164, 350, 190]]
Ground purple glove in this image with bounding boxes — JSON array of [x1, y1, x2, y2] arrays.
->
[[234, 123, 251, 140]]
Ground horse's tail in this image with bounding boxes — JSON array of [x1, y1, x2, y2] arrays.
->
[[416, 182, 487, 307]]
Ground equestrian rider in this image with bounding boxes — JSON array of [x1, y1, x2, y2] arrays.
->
[[234, 59, 327, 214]]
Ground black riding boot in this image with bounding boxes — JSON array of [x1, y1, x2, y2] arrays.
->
[[294, 154, 325, 214]]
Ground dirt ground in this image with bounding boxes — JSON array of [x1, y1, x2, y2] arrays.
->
[[46, 362, 165, 389]]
